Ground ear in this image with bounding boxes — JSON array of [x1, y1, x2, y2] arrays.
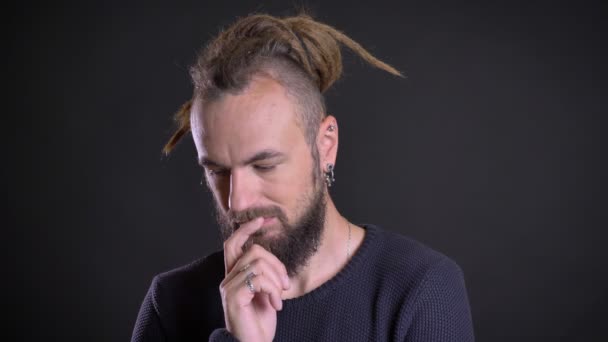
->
[[316, 115, 339, 173]]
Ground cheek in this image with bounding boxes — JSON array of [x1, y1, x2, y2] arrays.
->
[[263, 158, 315, 211]]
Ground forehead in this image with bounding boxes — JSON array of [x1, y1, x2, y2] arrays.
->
[[191, 76, 304, 160]]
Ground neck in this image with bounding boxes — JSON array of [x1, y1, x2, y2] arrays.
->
[[282, 195, 363, 299]]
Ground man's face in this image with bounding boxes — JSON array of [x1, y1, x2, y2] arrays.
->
[[190, 75, 326, 276]]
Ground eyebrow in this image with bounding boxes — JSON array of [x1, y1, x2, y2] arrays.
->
[[198, 149, 286, 168], [198, 157, 225, 169]]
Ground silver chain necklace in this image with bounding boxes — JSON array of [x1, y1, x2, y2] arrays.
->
[[347, 222, 352, 259]]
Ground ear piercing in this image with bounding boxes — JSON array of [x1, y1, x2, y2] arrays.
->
[[325, 163, 335, 187]]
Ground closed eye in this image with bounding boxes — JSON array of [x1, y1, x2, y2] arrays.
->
[[206, 168, 230, 177], [253, 164, 275, 172]]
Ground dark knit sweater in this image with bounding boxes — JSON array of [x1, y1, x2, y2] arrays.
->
[[131, 224, 474, 341]]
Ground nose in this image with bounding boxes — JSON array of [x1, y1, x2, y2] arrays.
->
[[228, 169, 257, 212]]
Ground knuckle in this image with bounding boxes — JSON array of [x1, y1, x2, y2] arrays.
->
[[266, 276, 279, 291], [250, 250, 286, 278], [251, 257, 266, 269], [253, 259, 274, 278], [248, 261, 261, 274], [272, 284, 281, 296], [251, 244, 265, 254]]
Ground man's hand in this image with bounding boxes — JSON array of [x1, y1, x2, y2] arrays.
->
[[220, 217, 291, 342]]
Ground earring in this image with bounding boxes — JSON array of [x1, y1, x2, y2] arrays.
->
[[328, 124, 336, 132], [325, 163, 335, 187]]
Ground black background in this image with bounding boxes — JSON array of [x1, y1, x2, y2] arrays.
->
[[8, 1, 608, 341]]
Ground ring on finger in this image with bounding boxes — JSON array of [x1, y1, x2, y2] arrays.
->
[[245, 271, 256, 293], [245, 272, 256, 293]]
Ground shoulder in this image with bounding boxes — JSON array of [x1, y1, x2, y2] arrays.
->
[[154, 250, 225, 290], [149, 250, 225, 320], [364, 224, 465, 291], [149, 250, 226, 309], [143, 250, 226, 339], [363, 225, 473, 340]]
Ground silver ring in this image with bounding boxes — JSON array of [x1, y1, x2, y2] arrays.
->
[[245, 272, 256, 293]]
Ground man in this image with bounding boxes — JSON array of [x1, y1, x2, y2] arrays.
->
[[132, 12, 474, 341]]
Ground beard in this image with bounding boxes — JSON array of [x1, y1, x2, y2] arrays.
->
[[214, 171, 326, 277]]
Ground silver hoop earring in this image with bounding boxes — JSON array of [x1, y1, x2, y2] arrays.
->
[[325, 163, 335, 187]]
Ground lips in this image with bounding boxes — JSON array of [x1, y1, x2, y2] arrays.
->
[[233, 216, 278, 229], [262, 216, 277, 225]]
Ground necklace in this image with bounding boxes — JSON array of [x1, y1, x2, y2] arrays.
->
[[347, 222, 352, 259]]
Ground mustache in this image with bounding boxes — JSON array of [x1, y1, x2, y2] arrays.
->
[[227, 205, 287, 227]]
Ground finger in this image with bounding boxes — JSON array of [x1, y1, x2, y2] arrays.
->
[[223, 217, 264, 274], [225, 217, 264, 272], [224, 256, 285, 294], [229, 244, 290, 290], [236, 273, 283, 311]]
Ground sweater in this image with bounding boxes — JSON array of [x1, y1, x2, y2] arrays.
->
[[131, 224, 475, 341]]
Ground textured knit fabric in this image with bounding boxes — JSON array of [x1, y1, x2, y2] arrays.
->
[[131, 224, 475, 341]]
